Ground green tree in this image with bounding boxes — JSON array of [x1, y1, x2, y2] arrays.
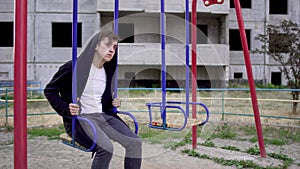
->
[[252, 20, 300, 114]]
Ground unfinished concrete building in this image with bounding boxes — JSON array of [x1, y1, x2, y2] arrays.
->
[[0, 0, 299, 88]]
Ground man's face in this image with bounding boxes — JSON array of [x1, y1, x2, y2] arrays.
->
[[95, 37, 118, 62]]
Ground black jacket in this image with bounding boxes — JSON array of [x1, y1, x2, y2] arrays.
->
[[44, 33, 118, 135]]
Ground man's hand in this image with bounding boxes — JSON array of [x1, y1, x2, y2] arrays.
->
[[112, 97, 121, 108], [69, 103, 80, 115]]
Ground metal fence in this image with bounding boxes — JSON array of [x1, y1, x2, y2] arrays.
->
[[1, 87, 300, 127]]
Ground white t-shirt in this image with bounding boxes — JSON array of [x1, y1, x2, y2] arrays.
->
[[80, 64, 106, 114]]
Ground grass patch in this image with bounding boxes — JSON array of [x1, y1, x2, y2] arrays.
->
[[216, 125, 300, 146], [245, 146, 260, 156], [268, 152, 293, 168], [265, 138, 287, 146], [166, 132, 192, 150], [0, 124, 14, 132], [249, 136, 287, 146], [263, 126, 300, 143], [239, 125, 256, 135], [212, 123, 236, 139], [249, 136, 258, 143], [27, 125, 65, 140], [139, 125, 191, 146], [244, 146, 294, 168], [138, 125, 164, 139], [183, 142, 294, 169], [181, 149, 283, 169], [0, 139, 13, 145], [200, 141, 215, 147], [221, 146, 240, 151]]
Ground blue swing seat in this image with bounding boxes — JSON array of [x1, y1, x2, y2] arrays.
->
[[59, 111, 139, 152], [146, 101, 209, 131], [60, 133, 90, 152]]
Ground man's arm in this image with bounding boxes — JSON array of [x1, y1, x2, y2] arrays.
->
[[44, 62, 73, 117]]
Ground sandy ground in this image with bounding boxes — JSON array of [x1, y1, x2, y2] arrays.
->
[[1, 130, 300, 169]]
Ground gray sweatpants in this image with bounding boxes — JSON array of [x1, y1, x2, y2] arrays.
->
[[75, 113, 142, 169]]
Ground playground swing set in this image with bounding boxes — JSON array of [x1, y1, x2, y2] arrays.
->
[[13, 0, 267, 168], [61, 0, 215, 152], [61, 0, 210, 151]]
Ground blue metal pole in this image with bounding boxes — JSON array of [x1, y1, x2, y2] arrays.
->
[[72, 0, 78, 103], [113, 0, 119, 100], [185, 0, 190, 118], [112, 0, 119, 113], [71, 0, 78, 146], [160, 0, 166, 127], [114, 0, 119, 34]]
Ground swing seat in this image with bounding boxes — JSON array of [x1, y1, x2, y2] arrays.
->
[[59, 116, 97, 152], [59, 111, 139, 152], [59, 133, 90, 151], [147, 101, 209, 131], [151, 118, 203, 128]]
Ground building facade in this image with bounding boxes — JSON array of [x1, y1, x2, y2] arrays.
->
[[0, 0, 299, 88]]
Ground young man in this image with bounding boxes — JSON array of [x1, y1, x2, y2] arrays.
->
[[44, 31, 142, 169]]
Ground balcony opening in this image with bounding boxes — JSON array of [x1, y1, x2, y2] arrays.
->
[[127, 68, 180, 89], [119, 23, 134, 43], [190, 24, 208, 44], [198, 25, 208, 44]]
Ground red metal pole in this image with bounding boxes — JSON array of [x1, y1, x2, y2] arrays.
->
[[234, 0, 266, 158], [191, 0, 198, 149], [14, 0, 28, 168]]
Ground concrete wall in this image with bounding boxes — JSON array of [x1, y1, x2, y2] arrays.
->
[[118, 44, 228, 66], [1, 0, 299, 87], [97, 0, 229, 13], [0, 0, 98, 87]]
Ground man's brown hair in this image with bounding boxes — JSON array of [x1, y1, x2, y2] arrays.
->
[[97, 31, 121, 46]]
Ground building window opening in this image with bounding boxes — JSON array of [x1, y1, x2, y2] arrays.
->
[[269, 0, 288, 14], [229, 29, 251, 51], [52, 22, 82, 47], [271, 72, 282, 86], [0, 22, 13, 47], [234, 72, 243, 79], [230, 0, 252, 8]]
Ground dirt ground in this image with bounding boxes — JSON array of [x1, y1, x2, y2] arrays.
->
[[0, 99, 300, 169], [0, 134, 231, 169], [0, 126, 300, 169]]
